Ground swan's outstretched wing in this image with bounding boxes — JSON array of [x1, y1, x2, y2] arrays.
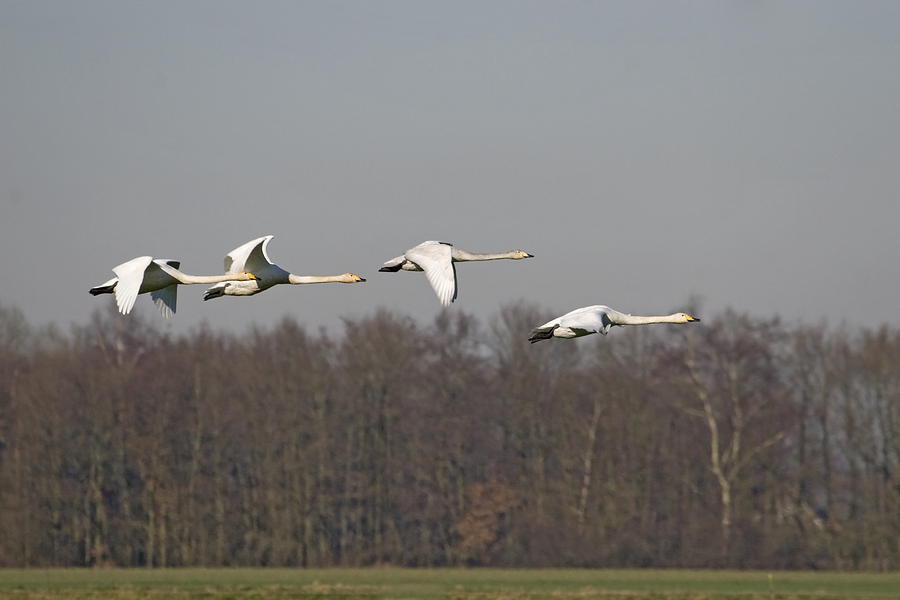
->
[[112, 256, 153, 315], [149, 260, 180, 318], [150, 285, 178, 318], [405, 242, 457, 307], [225, 235, 274, 274]]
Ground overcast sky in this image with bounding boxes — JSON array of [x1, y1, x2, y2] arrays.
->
[[2, 0, 899, 334]]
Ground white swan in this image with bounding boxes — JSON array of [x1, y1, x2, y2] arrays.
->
[[89, 256, 258, 318], [529, 305, 700, 343], [203, 235, 365, 300], [379, 240, 533, 307]]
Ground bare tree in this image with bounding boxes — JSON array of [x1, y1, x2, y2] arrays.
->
[[2, 301, 900, 569], [674, 310, 795, 561]]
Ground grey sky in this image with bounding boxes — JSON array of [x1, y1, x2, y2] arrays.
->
[[2, 0, 899, 333]]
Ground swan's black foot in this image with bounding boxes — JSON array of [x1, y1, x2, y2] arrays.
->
[[89, 284, 116, 296], [379, 264, 402, 272], [203, 287, 226, 301], [528, 325, 558, 344]]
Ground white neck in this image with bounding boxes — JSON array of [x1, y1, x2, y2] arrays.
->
[[169, 270, 248, 285], [288, 273, 348, 284], [453, 249, 520, 261], [614, 313, 684, 326]]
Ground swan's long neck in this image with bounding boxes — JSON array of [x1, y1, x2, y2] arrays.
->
[[614, 313, 683, 326], [452, 249, 520, 262], [170, 271, 246, 285], [288, 273, 347, 284]]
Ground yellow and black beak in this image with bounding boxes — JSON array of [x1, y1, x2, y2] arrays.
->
[[687, 314, 701, 322]]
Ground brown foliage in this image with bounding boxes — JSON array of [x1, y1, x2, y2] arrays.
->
[[1, 301, 899, 568], [456, 482, 518, 562]]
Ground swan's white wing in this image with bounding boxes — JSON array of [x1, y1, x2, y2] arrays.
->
[[150, 285, 178, 318], [532, 305, 613, 334], [147, 260, 180, 318], [405, 242, 457, 307], [557, 305, 613, 335], [111, 256, 153, 315], [225, 235, 274, 273]]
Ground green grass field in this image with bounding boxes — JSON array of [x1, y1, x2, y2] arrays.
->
[[1, 568, 898, 600]]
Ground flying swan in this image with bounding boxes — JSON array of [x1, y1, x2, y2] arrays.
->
[[529, 305, 700, 343], [379, 240, 533, 307], [89, 256, 258, 318], [203, 235, 365, 300]]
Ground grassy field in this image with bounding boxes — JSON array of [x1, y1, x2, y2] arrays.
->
[[1, 568, 899, 600]]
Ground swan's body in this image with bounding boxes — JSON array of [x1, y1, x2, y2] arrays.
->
[[379, 240, 533, 307], [529, 305, 700, 343], [89, 256, 257, 318], [203, 235, 365, 300]]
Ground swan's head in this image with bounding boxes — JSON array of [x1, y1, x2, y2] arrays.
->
[[240, 271, 259, 281], [513, 250, 534, 259], [342, 273, 366, 283], [677, 313, 701, 323]]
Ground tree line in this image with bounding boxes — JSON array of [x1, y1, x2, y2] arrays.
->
[[1, 301, 898, 569]]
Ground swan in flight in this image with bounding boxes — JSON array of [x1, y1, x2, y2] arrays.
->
[[379, 241, 533, 307], [89, 257, 258, 318], [529, 305, 700, 343], [203, 235, 365, 300]]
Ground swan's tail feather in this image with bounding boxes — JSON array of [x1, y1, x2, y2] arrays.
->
[[528, 325, 558, 344], [89, 284, 116, 296]]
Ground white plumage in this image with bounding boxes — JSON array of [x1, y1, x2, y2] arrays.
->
[[529, 305, 700, 342], [379, 240, 533, 307], [90, 256, 257, 318], [203, 235, 365, 300]]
